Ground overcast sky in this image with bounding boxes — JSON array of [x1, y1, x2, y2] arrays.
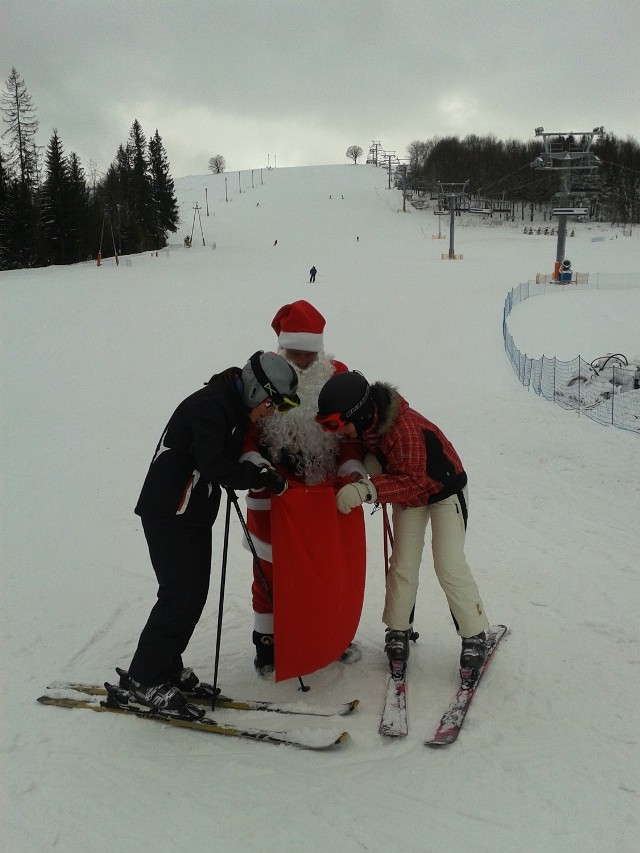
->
[[3, 0, 639, 179]]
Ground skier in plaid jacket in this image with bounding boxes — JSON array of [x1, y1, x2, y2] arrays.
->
[[315, 371, 491, 672]]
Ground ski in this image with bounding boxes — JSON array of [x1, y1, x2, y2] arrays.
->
[[45, 676, 359, 718], [425, 624, 508, 748], [37, 685, 349, 751], [379, 660, 408, 737]]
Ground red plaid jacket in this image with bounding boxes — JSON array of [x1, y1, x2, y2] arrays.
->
[[362, 386, 467, 508]]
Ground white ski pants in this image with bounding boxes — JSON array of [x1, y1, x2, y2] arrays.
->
[[382, 487, 489, 638]]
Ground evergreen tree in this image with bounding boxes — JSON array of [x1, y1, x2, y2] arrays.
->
[[149, 129, 179, 247], [127, 119, 154, 253], [0, 178, 40, 269], [67, 152, 93, 262], [41, 129, 72, 264], [94, 160, 126, 258]]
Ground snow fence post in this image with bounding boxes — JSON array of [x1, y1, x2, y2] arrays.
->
[[578, 356, 581, 417], [611, 368, 616, 426]]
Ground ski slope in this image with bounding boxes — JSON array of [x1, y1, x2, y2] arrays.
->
[[2, 163, 639, 852]]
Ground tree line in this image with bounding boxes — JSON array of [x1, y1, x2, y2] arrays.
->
[[403, 133, 640, 223], [0, 67, 179, 271]]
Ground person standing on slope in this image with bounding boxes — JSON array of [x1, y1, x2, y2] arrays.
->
[[126, 352, 300, 710], [241, 301, 367, 676], [315, 371, 490, 673]]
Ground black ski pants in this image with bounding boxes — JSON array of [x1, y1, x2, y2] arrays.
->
[[128, 516, 214, 686]]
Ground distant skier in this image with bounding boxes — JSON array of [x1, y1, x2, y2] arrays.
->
[[273, 239, 278, 246], [309, 265, 317, 283]]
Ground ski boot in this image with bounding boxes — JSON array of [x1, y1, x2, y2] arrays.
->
[[460, 632, 488, 673], [253, 631, 275, 678]]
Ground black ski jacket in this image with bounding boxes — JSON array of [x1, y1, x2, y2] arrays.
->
[[135, 368, 268, 526]]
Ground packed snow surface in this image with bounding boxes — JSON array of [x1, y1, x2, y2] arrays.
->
[[2, 164, 639, 852]]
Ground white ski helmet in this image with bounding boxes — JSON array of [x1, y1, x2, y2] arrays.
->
[[241, 350, 300, 408]]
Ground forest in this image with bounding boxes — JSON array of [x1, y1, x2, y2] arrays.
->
[[398, 133, 640, 224], [0, 68, 179, 271]]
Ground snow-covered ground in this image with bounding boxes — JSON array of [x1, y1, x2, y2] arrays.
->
[[2, 164, 639, 853]]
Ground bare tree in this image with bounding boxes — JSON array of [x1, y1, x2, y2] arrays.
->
[[346, 145, 363, 164], [1, 67, 39, 188], [208, 155, 226, 174], [87, 159, 100, 198]]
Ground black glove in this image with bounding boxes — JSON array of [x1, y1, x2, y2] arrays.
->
[[258, 467, 288, 496]]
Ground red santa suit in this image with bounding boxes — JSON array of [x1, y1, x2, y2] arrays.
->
[[240, 301, 366, 639]]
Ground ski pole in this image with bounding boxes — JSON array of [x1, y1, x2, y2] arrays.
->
[[382, 504, 419, 642], [382, 503, 393, 575], [211, 492, 232, 711], [226, 488, 310, 692]]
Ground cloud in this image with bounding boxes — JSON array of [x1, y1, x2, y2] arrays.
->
[[2, 0, 638, 178]]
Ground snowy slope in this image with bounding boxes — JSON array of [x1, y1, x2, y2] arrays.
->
[[2, 164, 639, 853]]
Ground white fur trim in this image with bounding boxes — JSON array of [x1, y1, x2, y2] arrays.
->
[[253, 612, 274, 633], [278, 331, 324, 352], [242, 534, 272, 562], [245, 496, 272, 510], [337, 459, 368, 478]]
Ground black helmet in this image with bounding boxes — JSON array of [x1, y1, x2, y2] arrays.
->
[[242, 351, 300, 409], [316, 371, 375, 434]]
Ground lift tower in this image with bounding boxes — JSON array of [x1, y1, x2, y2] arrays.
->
[[437, 181, 469, 259], [532, 126, 603, 279]]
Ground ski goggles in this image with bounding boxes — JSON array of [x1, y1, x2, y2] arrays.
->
[[314, 411, 347, 432], [264, 395, 300, 414]]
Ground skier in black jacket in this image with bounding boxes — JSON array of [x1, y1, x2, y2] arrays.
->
[[127, 351, 300, 710]]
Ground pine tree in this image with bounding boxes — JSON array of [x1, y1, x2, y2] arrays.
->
[[127, 119, 154, 253], [95, 160, 125, 259], [149, 129, 179, 248], [67, 152, 92, 262], [0, 179, 41, 269], [41, 129, 72, 264]]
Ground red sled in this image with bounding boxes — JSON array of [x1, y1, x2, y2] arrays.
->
[[270, 485, 366, 681]]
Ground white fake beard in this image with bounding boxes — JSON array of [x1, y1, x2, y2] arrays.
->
[[258, 352, 341, 484]]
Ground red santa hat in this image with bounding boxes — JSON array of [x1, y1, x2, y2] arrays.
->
[[271, 300, 325, 352]]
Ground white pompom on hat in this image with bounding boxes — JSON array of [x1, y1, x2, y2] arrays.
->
[[271, 300, 325, 352]]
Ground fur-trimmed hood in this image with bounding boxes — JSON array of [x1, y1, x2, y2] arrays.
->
[[370, 382, 403, 435]]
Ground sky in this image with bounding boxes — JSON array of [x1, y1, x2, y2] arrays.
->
[[3, 0, 639, 179], [2, 164, 639, 852]]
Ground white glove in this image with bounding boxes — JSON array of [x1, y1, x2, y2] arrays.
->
[[336, 480, 377, 514]]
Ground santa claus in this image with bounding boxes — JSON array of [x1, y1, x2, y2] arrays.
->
[[240, 300, 366, 675]]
